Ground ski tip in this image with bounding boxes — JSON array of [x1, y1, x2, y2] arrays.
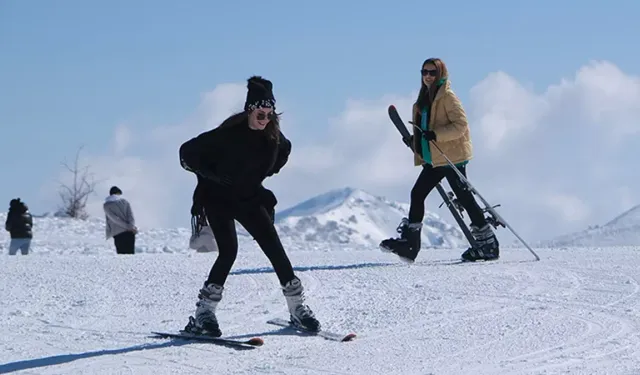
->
[[247, 337, 264, 346], [342, 333, 357, 342]]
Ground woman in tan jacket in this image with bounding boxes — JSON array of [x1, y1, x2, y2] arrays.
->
[[380, 57, 499, 263]]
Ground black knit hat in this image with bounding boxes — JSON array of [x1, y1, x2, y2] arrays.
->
[[244, 76, 276, 112], [109, 186, 122, 195]]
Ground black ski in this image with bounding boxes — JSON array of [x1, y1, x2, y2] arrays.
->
[[151, 331, 264, 349], [267, 318, 356, 342], [387, 104, 478, 249], [387, 104, 540, 261]]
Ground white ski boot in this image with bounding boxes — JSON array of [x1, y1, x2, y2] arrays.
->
[[184, 282, 223, 337], [282, 277, 321, 332]]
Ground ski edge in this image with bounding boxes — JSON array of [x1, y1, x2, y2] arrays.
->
[[266, 318, 356, 342], [151, 331, 264, 347]]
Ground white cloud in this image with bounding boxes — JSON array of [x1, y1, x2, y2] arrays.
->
[[39, 83, 248, 230], [468, 72, 546, 151], [40, 61, 640, 243], [543, 193, 591, 223], [113, 124, 132, 155], [278, 60, 640, 242]]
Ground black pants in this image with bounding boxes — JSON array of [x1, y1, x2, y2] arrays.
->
[[114, 231, 136, 254], [204, 202, 295, 287], [408, 164, 487, 228]]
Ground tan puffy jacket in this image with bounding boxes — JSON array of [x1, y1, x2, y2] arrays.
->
[[410, 79, 473, 168]]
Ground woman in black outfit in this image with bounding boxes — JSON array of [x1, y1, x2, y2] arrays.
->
[[5, 198, 33, 255], [179, 76, 320, 336]]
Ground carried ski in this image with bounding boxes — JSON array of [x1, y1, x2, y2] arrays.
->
[[151, 331, 264, 348], [387, 104, 478, 249], [267, 318, 356, 342], [387, 104, 540, 261]]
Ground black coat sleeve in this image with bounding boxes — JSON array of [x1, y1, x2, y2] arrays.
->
[[269, 131, 292, 176], [179, 129, 221, 175], [5, 212, 11, 232]]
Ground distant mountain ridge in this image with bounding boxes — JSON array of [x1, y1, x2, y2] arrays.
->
[[274, 187, 467, 248], [542, 204, 640, 247]]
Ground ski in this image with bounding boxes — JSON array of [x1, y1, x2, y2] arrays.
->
[[388, 104, 540, 261], [387, 104, 478, 249], [267, 318, 356, 342], [151, 331, 264, 348]]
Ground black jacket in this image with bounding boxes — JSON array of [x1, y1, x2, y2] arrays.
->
[[5, 201, 33, 239], [179, 119, 290, 213]]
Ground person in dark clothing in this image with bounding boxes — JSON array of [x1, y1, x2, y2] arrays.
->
[[5, 198, 33, 255], [178, 75, 320, 337], [380, 58, 499, 263]]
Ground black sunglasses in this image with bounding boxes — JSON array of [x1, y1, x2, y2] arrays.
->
[[256, 111, 276, 121], [421, 69, 437, 77]]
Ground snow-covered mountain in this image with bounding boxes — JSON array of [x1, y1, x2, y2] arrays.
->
[[0, 187, 467, 253], [543, 204, 640, 247], [274, 187, 467, 248]]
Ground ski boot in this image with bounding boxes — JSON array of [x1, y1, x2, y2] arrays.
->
[[183, 282, 223, 337], [379, 217, 422, 262], [282, 276, 321, 332], [461, 224, 500, 262]]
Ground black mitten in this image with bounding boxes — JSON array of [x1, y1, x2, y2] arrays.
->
[[421, 130, 436, 141], [402, 135, 414, 148]]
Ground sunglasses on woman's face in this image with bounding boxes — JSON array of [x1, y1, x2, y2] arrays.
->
[[256, 111, 275, 121], [421, 69, 437, 77]]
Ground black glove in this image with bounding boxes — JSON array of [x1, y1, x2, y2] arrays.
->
[[402, 135, 414, 148], [196, 169, 233, 187], [421, 130, 436, 141]]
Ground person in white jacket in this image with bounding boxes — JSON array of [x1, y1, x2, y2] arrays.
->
[[103, 186, 137, 254]]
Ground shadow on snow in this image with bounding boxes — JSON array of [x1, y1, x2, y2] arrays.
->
[[229, 261, 396, 276], [0, 336, 255, 374]]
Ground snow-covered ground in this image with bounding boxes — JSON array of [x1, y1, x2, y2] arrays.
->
[[2, 219, 640, 374], [2, 247, 639, 374]]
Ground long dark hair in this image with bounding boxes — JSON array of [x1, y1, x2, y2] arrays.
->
[[415, 57, 449, 111], [216, 110, 282, 143]]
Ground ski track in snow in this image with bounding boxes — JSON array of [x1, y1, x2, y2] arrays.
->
[[2, 244, 640, 374]]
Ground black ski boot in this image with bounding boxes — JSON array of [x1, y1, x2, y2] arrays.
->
[[461, 224, 500, 262], [379, 218, 422, 262]]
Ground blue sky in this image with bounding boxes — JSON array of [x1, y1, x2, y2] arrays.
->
[[1, 0, 639, 241]]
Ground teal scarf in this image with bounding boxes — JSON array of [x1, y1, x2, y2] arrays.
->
[[419, 77, 467, 168]]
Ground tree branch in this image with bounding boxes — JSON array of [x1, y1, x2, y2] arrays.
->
[[57, 145, 97, 220]]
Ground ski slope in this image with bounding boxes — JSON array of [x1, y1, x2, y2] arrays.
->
[[2, 236, 640, 374]]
